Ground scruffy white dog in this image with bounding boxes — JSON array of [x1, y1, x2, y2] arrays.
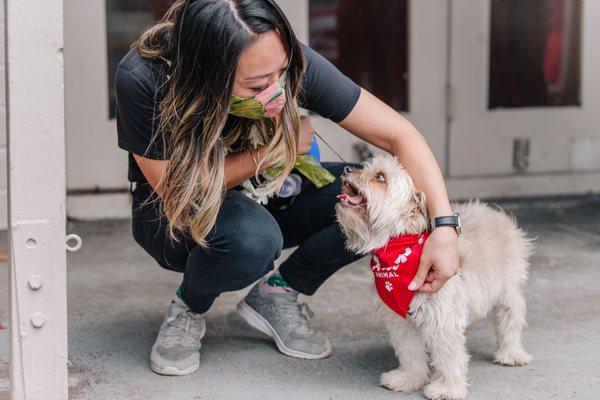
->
[[334, 153, 534, 400]]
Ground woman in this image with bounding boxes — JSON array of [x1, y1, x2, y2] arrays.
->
[[115, 0, 459, 376]]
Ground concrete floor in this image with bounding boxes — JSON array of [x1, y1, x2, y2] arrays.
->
[[1, 195, 599, 400]]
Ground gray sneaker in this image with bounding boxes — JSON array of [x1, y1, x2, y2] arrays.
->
[[236, 280, 332, 359], [150, 297, 207, 376]]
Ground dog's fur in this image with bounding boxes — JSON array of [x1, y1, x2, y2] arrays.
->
[[334, 154, 534, 400]]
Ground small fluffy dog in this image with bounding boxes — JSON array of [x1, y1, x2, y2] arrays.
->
[[334, 154, 534, 400]]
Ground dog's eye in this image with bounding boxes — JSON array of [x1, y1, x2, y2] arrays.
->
[[375, 172, 386, 182]]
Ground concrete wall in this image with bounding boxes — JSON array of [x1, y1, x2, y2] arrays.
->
[[63, 0, 134, 222]]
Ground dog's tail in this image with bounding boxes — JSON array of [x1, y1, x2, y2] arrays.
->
[[485, 201, 538, 265]]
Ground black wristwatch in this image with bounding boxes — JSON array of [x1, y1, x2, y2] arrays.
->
[[429, 213, 461, 237]]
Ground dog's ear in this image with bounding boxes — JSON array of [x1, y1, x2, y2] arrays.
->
[[410, 189, 427, 218]]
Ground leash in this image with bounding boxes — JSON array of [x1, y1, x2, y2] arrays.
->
[[312, 130, 348, 164]]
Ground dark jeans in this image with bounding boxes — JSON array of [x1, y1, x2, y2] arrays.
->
[[130, 162, 365, 314]]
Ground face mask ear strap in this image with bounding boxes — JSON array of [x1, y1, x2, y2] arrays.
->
[[278, 69, 288, 87], [280, 41, 292, 88]]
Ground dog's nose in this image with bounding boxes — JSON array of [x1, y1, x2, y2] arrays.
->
[[343, 166, 354, 175]]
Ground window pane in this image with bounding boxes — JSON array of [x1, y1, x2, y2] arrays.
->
[[489, 0, 582, 109], [106, 0, 175, 119], [309, 0, 409, 112]]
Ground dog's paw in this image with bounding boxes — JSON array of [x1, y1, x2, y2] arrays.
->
[[423, 379, 467, 400], [379, 369, 428, 392], [494, 349, 532, 366]]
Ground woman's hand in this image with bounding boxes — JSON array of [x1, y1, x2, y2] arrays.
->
[[408, 226, 459, 293], [254, 116, 314, 169], [296, 115, 315, 154]]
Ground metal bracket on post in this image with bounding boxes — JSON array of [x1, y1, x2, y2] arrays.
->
[[10, 225, 81, 399], [10, 220, 69, 399]]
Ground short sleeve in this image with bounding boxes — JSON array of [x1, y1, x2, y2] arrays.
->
[[115, 64, 166, 160], [298, 42, 361, 123]]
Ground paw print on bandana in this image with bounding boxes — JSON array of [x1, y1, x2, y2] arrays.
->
[[385, 281, 393, 292], [418, 236, 424, 245]]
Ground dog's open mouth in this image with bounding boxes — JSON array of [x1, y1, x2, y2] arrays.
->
[[337, 180, 367, 207]]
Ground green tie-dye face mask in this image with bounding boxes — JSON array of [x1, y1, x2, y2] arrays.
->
[[229, 69, 288, 119]]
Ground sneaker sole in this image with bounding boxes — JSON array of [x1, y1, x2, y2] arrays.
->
[[150, 359, 199, 376], [236, 300, 332, 360]]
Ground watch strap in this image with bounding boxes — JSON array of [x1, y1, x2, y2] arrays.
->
[[431, 215, 458, 226], [429, 214, 461, 236]]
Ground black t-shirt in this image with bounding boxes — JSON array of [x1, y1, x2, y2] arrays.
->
[[115, 42, 361, 183]]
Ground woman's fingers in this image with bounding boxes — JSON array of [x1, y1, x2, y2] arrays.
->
[[298, 115, 315, 154], [408, 257, 432, 291]]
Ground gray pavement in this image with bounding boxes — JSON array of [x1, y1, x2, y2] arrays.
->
[[1, 195, 599, 399]]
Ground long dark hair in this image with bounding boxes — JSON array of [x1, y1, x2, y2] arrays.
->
[[133, 0, 305, 249]]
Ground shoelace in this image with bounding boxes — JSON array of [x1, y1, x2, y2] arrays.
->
[[299, 302, 315, 320], [160, 309, 204, 347], [277, 295, 316, 335]]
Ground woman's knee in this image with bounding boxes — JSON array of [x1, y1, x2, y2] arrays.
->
[[204, 192, 284, 280], [229, 214, 283, 271], [185, 221, 282, 288]]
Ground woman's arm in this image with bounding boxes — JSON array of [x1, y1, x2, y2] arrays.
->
[[222, 145, 270, 190], [338, 87, 459, 293], [134, 145, 273, 197], [133, 155, 169, 196]]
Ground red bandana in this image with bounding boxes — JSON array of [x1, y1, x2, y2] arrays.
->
[[370, 230, 430, 318]]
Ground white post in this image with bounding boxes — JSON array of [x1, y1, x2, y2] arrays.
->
[[5, 0, 68, 399]]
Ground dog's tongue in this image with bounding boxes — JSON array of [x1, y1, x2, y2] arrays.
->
[[337, 193, 365, 205]]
